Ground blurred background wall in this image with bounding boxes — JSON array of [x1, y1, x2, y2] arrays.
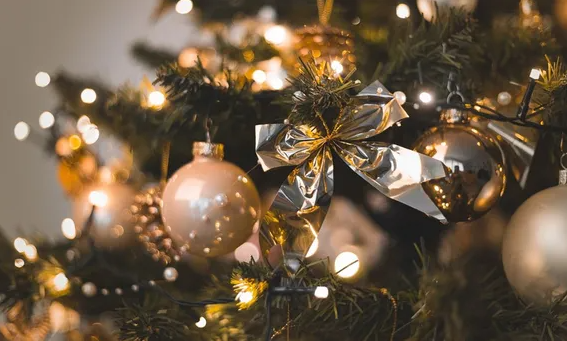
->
[[0, 0, 192, 239]]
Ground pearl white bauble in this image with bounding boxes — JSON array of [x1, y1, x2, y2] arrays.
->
[[503, 185, 567, 306], [497, 91, 512, 106], [163, 267, 179, 282], [417, 0, 478, 21]]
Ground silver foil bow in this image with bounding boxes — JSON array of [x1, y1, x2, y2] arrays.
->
[[255, 81, 449, 261]]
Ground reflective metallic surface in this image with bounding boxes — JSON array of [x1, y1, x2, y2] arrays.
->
[[503, 185, 567, 306], [256, 82, 448, 262], [414, 123, 506, 222], [162, 143, 261, 258]]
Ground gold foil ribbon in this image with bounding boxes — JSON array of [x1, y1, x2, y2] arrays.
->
[[256, 81, 449, 262]]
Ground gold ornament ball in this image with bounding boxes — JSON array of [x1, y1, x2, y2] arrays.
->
[[414, 113, 506, 222], [417, 0, 478, 21], [131, 184, 181, 264], [73, 182, 136, 248], [293, 25, 355, 73], [502, 185, 567, 306], [162, 142, 261, 258]]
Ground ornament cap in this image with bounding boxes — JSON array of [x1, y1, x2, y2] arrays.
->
[[192, 142, 224, 160], [440, 108, 469, 124]]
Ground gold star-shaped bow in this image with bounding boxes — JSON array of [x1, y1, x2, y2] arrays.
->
[[255, 81, 448, 262]]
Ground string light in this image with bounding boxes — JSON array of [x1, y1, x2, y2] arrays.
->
[[264, 25, 288, 45], [148, 91, 166, 109], [61, 218, 77, 240], [35, 72, 50, 87], [14, 259, 24, 268], [334, 251, 360, 278], [89, 190, 109, 208], [14, 122, 30, 141], [52, 273, 70, 292], [396, 3, 411, 19], [237, 290, 254, 304], [419, 91, 433, 104], [530, 68, 541, 80], [82, 125, 100, 145], [178, 48, 199, 68], [314, 286, 329, 299], [330, 60, 344, 75], [68, 135, 82, 150], [24, 244, 38, 261], [77, 115, 91, 133], [175, 0, 194, 14], [14, 237, 28, 253], [266, 72, 284, 90], [81, 88, 97, 104], [195, 317, 207, 328], [252, 70, 267, 84], [38, 111, 55, 129]]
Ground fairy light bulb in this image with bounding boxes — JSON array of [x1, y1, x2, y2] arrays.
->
[[266, 72, 284, 90], [52, 273, 70, 292], [237, 291, 254, 304], [14, 122, 30, 141], [148, 91, 166, 108], [530, 68, 541, 80], [396, 3, 411, 19], [35, 72, 50, 87], [39, 111, 55, 129], [24, 244, 38, 261], [14, 238, 28, 253], [175, 0, 193, 14], [89, 190, 108, 208], [81, 88, 97, 104], [82, 125, 100, 145], [334, 251, 360, 278], [14, 259, 24, 268], [61, 218, 77, 240], [264, 25, 288, 45], [330, 60, 344, 75], [419, 91, 433, 104], [77, 115, 91, 133], [68, 135, 82, 150], [314, 286, 329, 299], [195, 317, 207, 328], [252, 70, 267, 84]]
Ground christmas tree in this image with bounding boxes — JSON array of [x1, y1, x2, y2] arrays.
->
[[5, 0, 567, 340]]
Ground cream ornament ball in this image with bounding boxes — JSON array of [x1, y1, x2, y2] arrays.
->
[[502, 181, 567, 306], [73, 182, 137, 248], [162, 142, 261, 258], [417, 0, 478, 21]]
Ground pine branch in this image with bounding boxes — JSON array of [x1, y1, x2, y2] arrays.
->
[[131, 42, 178, 70]]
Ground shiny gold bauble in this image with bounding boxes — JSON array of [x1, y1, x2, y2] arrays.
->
[[413, 112, 506, 222], [162, 142, 261, 258], [293, 25, 355, 73], [417, 0, 478, 21], [131, 184, 182, 264], [73, 182, 137, 248], [503, 184, 567, 306]]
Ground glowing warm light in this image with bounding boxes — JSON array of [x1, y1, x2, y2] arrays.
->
[[530, 68, 541, 80], [394, 91, 407, 105], [314, 286, 329, 299], [52, 273, 70, 292], [334, 251, 360, 278], [148, 91, 166, 108], [178, 48, 199, 68], [266, 72, 284, 90], [234, 242, 260, 262], [14, 238, 28, 253], [195, 317, 207, 328], [39, 111, 55, 129], [330, 60, 344, 74], [175, 0, 194, 14], [35, 72, 51, 87], [14, 122, 30, 141], [81, 88, 97, 104], [237, 290, 254, 304], [252, 70, 267, 84], [89, 190, 109, 208], [419, 91, 433, 104], [305, 238, 319, 258], [77, 115, 91, 133], [14, 259, 24, 268], [68, 135, 82, 150], [82, 125, 100, 145], [264, 25, 288, 45], [61, 218, 77, 240], [396, 3, 411, 19], [24, 244, 38, 261]]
